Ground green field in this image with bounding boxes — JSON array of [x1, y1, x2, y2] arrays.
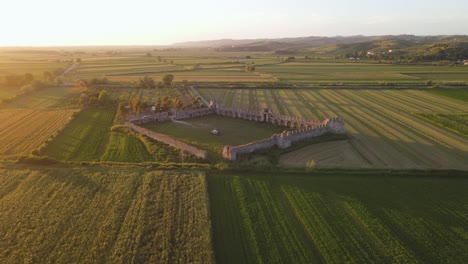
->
[[0, 164, 213, 263], [416, 113, 468, 137], [200, 88, 468, 169], [427, 89, 468, 102], [42, 108, 192, 162], [43, 109, 116, 160], [256, 62, 468, 85], [143, 115, 286, 160], [69, 53, 277, 83], [208, 172, 468, 264]]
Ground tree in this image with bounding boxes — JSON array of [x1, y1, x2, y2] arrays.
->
[[31, 80, 47, 90], [20, 84, 34, 93], [245, 65, 255, 72], [98, 89, 109, 104], [146, 52, 152, 57], [173, 98, 183, 110], [23, 73, 34, 85], [79, 93, 89, 105], [138, 76, 155, 89], [43, 71, 53, 82], [162, 74, 174, 87], [53, 68, 64, 77], [131, 98, 141, 113], [116, 102, 126, 121], [157, 56, 162, 62], [76, 58, 82, 63]]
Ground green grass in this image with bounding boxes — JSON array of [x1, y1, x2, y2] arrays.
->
[[43, 108, 115, 160], [208, 172, 468, 264], [100, 131, 153, 162], [427, 89, 468, 102], [143, 115, 286, 161], [0, 164, 214, 263], [43, 108, 196, 163], [415, 113, 468, 137]]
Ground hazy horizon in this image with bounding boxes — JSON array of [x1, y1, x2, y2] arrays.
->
[[2, 0, 468, 46]]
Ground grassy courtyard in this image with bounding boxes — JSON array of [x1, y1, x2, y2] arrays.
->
[[143, 115, 286, 161]]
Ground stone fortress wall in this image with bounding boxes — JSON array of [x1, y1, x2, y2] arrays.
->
[[125, 122, 208, 159], [222, 117, 345, 161], [127, 100, 346, 161]]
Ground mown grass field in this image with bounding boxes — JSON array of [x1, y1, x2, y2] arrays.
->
[[0, 164, 213, 263], [0, 109, 76, 159], [256, 62, 468, 85], [200, 88, 468, 169], [208, 172, 468, 264], [143, 115, 285, 161]]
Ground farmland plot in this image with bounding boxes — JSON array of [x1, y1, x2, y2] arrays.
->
[[208, 173, 468, 264], [1, 86, 84, 109], [0, 109, 76, 159], [43, 109, 116, 161], [0, 165, 214, 263], [199, 88, 468, 169], [256, 62, 468, 85], [43, 109, 193, 162]]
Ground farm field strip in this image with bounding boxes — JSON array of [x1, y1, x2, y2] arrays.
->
[[404, 90, 468, 113], [0, 109, 75, 158], [0, 166, 214, 263], [209, 173, 468, 263], [302, 90, 392, 166], [341, 91, 468, 166], [380, 90, 457, 113], [292, 90, 322, 120], [43, 109, 116, 161], [317, 91, 412, 167], [277, 90, 303, 118], [330, 91, 440, 167], [323, 90, 467, 168], [357, 91, 468, 151], [100, 131, 153, 162]]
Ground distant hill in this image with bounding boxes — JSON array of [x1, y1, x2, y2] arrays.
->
[[172, 35, 468, 61]]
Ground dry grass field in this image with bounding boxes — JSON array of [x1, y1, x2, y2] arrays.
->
[[0, 109, 76, 159]]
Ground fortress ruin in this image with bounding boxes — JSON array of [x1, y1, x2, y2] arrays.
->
[[126, 98, 346, 161]]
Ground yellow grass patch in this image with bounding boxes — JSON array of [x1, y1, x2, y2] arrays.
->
[[0, 109, 76, 158]]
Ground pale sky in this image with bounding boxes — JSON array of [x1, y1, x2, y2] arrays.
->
[[1, 0, 467, 46]]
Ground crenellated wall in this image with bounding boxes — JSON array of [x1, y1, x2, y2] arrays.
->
[[222, 117, 346, 161]]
